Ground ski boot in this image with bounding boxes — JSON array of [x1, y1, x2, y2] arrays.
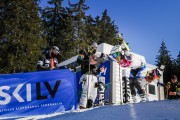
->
[[79, 106, 86, 109], [132, 95, 139, 103], [140, 94, 146, 102], [87, 99, 94, 108]]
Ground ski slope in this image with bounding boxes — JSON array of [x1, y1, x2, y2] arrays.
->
[[5, 100, 179, 120]]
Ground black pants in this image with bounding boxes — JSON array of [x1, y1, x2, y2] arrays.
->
[[168, 95, 179, 100], [129, 78, 145, 96]]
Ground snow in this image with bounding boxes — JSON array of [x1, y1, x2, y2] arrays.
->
[[3, 100, 179, 120]]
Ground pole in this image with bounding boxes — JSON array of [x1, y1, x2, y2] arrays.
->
[[87, 46, 90, 107], [117, 39, 123, 105]]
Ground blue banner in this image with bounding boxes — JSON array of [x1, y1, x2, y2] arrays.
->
[[100, 61, 111, 103], [0, 69, 77, 117]]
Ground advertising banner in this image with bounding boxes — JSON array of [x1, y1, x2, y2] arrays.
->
[[0, 69, 77, 117]]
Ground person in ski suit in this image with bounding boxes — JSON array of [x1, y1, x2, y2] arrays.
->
[[166, 75, 180, 99], [129, 54, 147, 102], [77, 42, 105, 109], [113, 34, 147, 102], [125, 52, 147, 102], [37, 46, 60, 71]]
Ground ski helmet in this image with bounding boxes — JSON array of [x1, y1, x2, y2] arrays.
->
[[91, 42, 98, 49], [116, 33, 123, 42], [52, 46, 60, 54]]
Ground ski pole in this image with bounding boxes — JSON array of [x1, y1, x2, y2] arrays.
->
[[87, 46, 90, 106]]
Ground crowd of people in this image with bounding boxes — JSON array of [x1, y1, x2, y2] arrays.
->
[[36, 38, 179, 109]]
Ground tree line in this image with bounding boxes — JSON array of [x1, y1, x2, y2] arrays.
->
[[0, 0, 119, 73], [0, 0, 179, 84]]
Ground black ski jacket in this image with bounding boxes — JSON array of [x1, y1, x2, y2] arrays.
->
[[37, 52, 58, 71], [77, 49, 100, 75], [168, 82, 180, 99]]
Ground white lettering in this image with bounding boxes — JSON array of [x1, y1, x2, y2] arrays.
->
[[26, 83, 31, 101], [12, 84, 24, 102], [0, 86, 11, 105]]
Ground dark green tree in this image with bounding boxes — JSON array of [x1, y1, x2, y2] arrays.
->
[[0, 0, 46, 73], [41, 0, 78, 61], [68, 0, 89, 54], [41, 0, 66, 47], [41, 0, 121, 61], [96, 9, 119, 45], [155, 41, 173, 84], [60, 7, 77, 59], [84, 15, 98, 44]]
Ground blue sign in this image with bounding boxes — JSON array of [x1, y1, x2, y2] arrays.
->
[[100, 61, 111, 103], [0, 69, 77, 117]]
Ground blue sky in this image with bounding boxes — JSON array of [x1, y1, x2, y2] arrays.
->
[[40, 0, 180, 65]]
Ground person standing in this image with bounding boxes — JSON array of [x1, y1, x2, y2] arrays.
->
[[166, 75, 180, 99], [77, 42, 104, 109]]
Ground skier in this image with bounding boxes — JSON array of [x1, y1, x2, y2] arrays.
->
[[127, 52, 147, 103], [113, 49, 147, 102], [37, 46, 60, 71], [110, 34, 133, 103], [112, 34, 146, 102], [77, 42, 105, 109], [166, 75, 180, 99], [111, 34, 147, 103]]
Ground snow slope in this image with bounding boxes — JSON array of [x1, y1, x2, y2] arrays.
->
[[7, 100, 179, 120]]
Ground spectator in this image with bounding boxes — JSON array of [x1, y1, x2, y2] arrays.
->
[[166, 75, 180, 99], [37, 46, 60, 71], [77, 42, 105, 109]]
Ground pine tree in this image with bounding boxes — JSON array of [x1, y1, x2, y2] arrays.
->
[[68, 0, 89, 54], [60, 7, 77, 59], [41, 0, 121, 61], [41, 0, 80, 61], [84, 15, 98, 44], [96, 9, 119, 45], [155, 41, 173, 83], [0, 0, 46, 73], [41, 0, 66, 47]]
